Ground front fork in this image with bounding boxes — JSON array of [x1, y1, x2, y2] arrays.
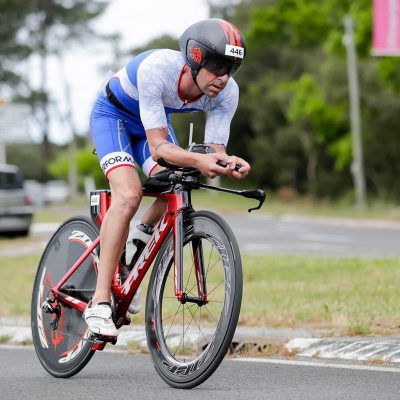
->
[[173, 210, 208, 305]]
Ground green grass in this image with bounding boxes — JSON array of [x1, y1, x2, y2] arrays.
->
[[1, 252, 400, 336], [0, 335, 11, 343], [0, 255, 40, 315], [239, 254, 400, 336]]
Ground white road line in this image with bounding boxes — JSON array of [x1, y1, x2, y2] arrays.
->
[[300, 233, 351, 243], [243, 242, 346, 254], [230, 357, 400, 373]]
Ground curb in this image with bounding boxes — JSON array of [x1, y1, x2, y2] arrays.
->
[[286, 337, 400, 363], [2, 323, 400, 365]]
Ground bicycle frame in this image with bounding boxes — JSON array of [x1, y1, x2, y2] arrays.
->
[[50, 185, 205, 346]]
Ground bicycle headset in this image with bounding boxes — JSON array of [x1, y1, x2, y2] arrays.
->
[[179, 18, 247, 83]]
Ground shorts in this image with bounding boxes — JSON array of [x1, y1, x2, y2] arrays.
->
[[90, 92, 179, 177]]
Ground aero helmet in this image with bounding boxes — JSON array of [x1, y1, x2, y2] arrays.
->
[[179, 18, 246, 79]]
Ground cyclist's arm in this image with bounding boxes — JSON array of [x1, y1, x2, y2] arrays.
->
[[204, 80, 238, 147], [147, 129, 230, 178], [204, 81, 250, 179]]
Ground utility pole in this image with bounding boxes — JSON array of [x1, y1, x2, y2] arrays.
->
[[58, 53, 78, 199], [343, 15, 367, 209]]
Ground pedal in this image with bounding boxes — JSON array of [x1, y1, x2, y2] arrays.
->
[[90, 332, 118, 345]]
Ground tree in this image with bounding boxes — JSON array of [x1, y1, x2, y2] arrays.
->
[[231, 0, 400, 200], [25, 0, 109, 158], [0, 1, 110, 160]]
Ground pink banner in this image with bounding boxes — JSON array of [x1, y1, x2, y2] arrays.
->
[[372, 0, 400, 56]]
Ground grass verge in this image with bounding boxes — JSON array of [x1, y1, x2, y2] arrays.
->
[[239, 254, 400, 336], [1, 253, 399, 336]]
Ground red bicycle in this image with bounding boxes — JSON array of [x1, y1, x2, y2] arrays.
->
[[31, 145, 265, 389]]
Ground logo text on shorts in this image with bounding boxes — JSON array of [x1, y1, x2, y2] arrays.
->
[[100, 152, 134, 173]]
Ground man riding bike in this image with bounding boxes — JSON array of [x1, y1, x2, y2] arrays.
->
[[85, 18, 250, 339]]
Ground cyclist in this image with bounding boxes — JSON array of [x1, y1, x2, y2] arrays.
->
[[84, 18, 251, 338]]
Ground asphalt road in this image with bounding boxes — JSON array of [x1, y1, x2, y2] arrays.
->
[[226, 213, 400, 258], [3, 211, 399, 259], [1, 347, 400, 400]]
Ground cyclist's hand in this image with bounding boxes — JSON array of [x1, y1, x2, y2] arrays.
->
[[195, 153, 231, 178], [222, 155, 251, 180]]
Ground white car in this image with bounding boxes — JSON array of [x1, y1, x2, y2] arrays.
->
[[0, 164, 33, 236]]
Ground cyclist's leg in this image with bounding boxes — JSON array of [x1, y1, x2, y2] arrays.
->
[[89, 98, 143, 335], [93, 166, 142, 305], [133, 119, 179, 225]]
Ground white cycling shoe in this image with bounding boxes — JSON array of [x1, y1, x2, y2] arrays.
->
[[83, 302, 119, 338]]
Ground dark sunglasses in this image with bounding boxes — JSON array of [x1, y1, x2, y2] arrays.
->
[[202, 58, 242, 77]]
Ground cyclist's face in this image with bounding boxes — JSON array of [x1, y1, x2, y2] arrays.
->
[[196, 68, 229, 98]]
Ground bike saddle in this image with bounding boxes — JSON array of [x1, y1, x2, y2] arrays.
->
[[143, 169, 174, 193]]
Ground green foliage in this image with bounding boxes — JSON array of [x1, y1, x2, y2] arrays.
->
[[76, 147, 108, 188], [221, 0, 400, 200], [48, 146, 108, 189], [4, 0, 396, 202]]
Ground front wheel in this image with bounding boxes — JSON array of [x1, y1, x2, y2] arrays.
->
[[145, 211, 243, 389], [31, 217, 99, 378]]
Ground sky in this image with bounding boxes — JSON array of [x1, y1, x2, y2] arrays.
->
[[32, 0, 210, 144]]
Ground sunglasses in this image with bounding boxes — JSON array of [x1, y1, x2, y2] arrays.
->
[[202, 58, 242, 77]]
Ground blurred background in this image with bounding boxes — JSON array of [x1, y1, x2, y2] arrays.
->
[[2, 0, 400, 341], [0, 0, 399, 212]]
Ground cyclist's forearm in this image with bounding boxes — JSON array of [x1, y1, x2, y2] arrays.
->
[[150, 138, 202, 168], [159, 143, 202, 168]]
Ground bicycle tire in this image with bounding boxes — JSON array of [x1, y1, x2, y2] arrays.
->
[[145, 210, 242, 389], [31, 217, 99, 378]]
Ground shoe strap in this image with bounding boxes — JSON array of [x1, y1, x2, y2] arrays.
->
[[85, 304, 112, 319]]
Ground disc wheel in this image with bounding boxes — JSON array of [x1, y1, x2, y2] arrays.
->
[[31, 217, 99, 378]]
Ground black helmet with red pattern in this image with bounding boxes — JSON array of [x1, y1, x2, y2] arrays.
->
[[179, 18, 246, 78]]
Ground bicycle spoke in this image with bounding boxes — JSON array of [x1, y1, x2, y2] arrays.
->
[[206, 256, 221, 279], [163, 303, 182, 341], [173, 304, 200, 358], [162, 303, 197, 323], [207, 280, 224, 297], [186, 304, 209, 345], [203, 304, 219, 324]]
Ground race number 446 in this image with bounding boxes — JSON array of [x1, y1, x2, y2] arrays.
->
[[225, 45, 244, 59]]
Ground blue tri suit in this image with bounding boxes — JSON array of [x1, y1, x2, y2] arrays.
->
[[90, 49, 239, 177]]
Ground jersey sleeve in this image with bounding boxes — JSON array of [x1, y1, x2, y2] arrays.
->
[[204, 79, 239, 147], [136, 57, 168, 131]]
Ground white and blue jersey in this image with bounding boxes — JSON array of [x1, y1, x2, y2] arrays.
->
[[90, 49, 239, 177]]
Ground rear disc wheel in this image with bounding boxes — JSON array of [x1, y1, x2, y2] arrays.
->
[[31, 217, 99, 378]]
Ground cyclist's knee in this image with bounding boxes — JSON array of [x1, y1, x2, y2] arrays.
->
[[112, 189, 143, 220]]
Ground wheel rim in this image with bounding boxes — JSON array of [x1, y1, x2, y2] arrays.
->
[[157, 233, 228, 364]]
